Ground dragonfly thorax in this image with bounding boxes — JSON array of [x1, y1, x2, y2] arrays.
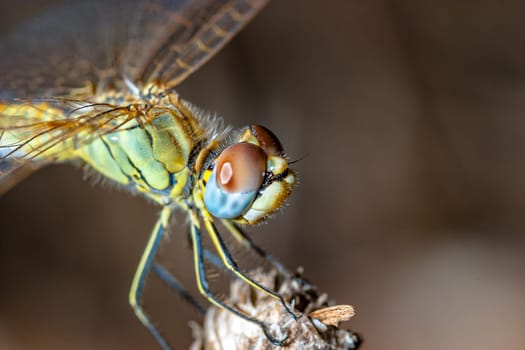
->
[[75, 98, 206, 204]]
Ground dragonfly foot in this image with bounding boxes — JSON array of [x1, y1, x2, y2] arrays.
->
[[283, 298, 302, 321], [261, 322, 289, 346]]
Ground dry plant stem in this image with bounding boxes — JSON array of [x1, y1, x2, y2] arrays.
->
[[190, 269, 362, 350]]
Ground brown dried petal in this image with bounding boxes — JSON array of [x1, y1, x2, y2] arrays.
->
[[309, 305, 355, 327]]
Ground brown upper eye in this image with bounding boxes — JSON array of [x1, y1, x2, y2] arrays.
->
[[250, 125, 284, 156], [215, 143, 267, 193]]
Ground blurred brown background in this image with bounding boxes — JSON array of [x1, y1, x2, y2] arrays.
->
[[1, 0, 525, 349]]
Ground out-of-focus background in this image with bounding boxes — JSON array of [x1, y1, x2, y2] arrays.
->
[[1, 1, 525, 349]]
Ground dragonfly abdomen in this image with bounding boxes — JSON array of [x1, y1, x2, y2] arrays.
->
[[0, 102, 78, 163]]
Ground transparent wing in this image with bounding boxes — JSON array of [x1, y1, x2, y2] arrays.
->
[[126, 0, 270, 90], [0, 0, 269, 98], [0, 1, 130, 99], [0, 160, 39, 196]]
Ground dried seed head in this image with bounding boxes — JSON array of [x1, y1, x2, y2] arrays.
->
[[190, 269, 362, 350]]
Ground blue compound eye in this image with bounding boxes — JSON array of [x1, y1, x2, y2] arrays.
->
[[204, 143, 266, 219]]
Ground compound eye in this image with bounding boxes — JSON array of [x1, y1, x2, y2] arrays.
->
[[250, 125, 284, 156], [215, 143, 267, 193], [203, 143, 267, 219]]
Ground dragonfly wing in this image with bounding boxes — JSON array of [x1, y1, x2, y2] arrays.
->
[[0, 1, 136, 192], [122, 0, 270, 89], [1, 0, 270, 98], [0, 1, 136, 99], [0, 161, 40, 196]]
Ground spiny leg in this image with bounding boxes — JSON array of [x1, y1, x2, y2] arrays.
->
[[222, 221, 307, 320], [152, 246, 231, 314], [209, 218, 299, 320], [129, 207, 173, 350], [221, 219, 292, 277], [152, 264, 207, 314], [185, 227, 231, 275], [189, 211, 288, 346]]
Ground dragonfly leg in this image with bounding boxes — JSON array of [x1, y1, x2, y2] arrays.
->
[[152, 263, 207, 314], [153, 245, 239, 313], [221, 219, 292, 277], [220, 223, 306, 320], [129, 207, 173, 350], [205, 218, 300, 320], [190, 212, 289, 346], [186, 228, 228, 273]]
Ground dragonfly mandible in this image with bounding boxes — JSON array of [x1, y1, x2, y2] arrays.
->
[[0, 0, 298, 348]]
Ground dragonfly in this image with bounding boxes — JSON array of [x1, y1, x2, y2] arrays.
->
[[0, 0, 298, 348]]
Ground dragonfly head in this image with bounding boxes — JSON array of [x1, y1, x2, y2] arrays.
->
[[201, 125, 296, 224]]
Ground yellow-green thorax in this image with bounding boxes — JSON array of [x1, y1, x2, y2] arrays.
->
[[75, 94, 206, 204]]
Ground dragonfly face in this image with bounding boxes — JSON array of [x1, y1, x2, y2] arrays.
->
[[198, 125, 296, 224]]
